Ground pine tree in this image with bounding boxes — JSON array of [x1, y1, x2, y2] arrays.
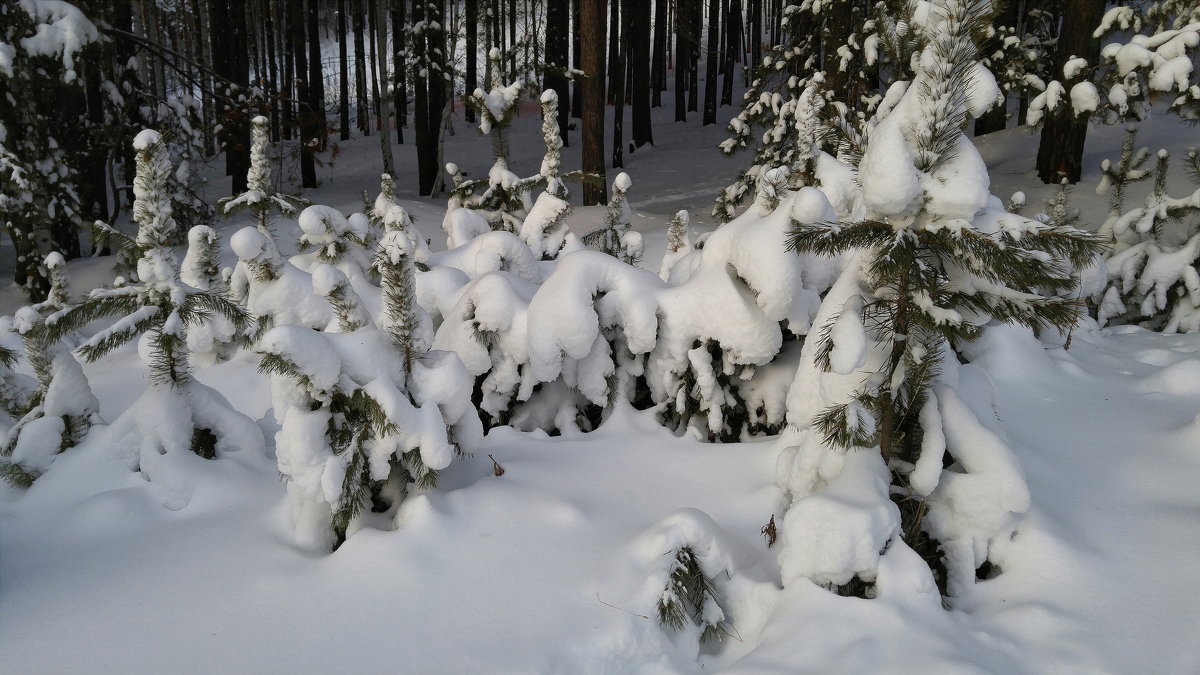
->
[[371, 173, 431, 265], [374, 232, 424, 376], [0, 307, 100, 487], [218, 115, 308, 241], [778, 0, 1102, 598], [583, 173, 641, 264], [1095, 146, 1200, 331], [42, 130, 259, 466]]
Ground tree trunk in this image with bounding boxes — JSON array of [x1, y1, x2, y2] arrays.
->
[[307, 0, 326, 150], [339, 0, 351, 140], [545, 0, 571, 145], [466, 0, 479, 123], [613, 0, 627, 168], [375, 0, 395, 176], [582, 0, 608, 205], [703, 0, 719, 124], [722, 0, 738, 106], [392, 0, 408, 135], [1035, 0, 1105, 184], [687, 0, 700, 113], [608, 0, 621, 104], [651, 0, 666, 107], [353, 0, 369, 135], [675, 0, 690, 122], [630, 0, 653, 146], [572, 0, 583, 118], [292, 0, 317, 188], [367, 0, 381, 132]]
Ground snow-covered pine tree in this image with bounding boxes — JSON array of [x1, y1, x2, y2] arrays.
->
[[34, 252, 72, 314], [659, 210, 694, 280], [259, 286, 479, 550], [778, 0, 1101, 598], [180, 225, 239, 364], [228, 226, 333, 333], [1096, 146, 1200, 331], [1095, 127, 1153, 250], [293, 205, 373, 276], [371, 173, 431, 266], [218, 115, 307, 240], [583, 173, 642, 265], [373, 232, 425, 376], [470, 48, 522, 160], [0, 307, 100, 487], [312, 264, 372, 333], [42, 130, 262, 471], [716, 74, 834, 221], [0, 0, 99, 300]]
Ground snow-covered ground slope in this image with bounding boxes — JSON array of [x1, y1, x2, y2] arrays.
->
[[3, 104, 1200, 672]]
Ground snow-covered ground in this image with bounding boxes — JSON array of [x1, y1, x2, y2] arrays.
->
[[2, 101, 1200, 672]]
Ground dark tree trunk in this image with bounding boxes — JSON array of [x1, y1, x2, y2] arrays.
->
[[466, 0, 479, 123], [291, 0, 317, 188], [688, 0, 700, 113], [608, 0, 621, 104], [545, 0, 571, 145], [413, 0, 431, 193], [613, 0, 627, 168], [307, 0, 326, 150], [509, 0, 518, 79], [340, 0, 352, 139], [675, 0, 690, 121], [572, 0, 583, 118], [651, 0, 666, 107], [367, 0, 381, 132], [1036, 0, 1105, 184], [266, 2, 281, 141], [353, 0, 369, 135], [703, 0, 719, 124], [213, 0, 250, 194], [630, 0, 653, 146], [393, 0, 408, 134], [722, 0, 738, 106], [582, 0, 608, 205]]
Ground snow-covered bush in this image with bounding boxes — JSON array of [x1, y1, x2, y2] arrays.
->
[[259, 305, 480, 551], [228, 226, 333, 333], [776, 0, 1101, 598], [1094, 142, 1200, 331], [371, 173, 430, 265], [648, 186, 831, 442], [293, 204, 373, 276], [180, 225, 239, 363], [583, 173, 642, 265], [0, 307, 100, 487], [43, 130, 262, 472], [218, 115, 307, 241]]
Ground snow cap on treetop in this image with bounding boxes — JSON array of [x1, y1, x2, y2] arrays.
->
[[132, 129, 161, 151]]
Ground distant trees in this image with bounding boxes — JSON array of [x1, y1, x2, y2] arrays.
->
[[1, 0, 788, 300]]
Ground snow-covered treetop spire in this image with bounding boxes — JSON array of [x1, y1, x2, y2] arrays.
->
[[246, 115, 271, 196], [131, 129, 180, 283], [539, 90, 567, 199]]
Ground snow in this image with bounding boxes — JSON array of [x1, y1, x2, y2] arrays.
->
[[4, 51, 1200, 675]]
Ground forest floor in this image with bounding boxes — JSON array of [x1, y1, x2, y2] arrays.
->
[[1, 101, 1199, 673]]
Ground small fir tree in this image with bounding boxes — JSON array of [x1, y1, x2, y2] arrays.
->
[[0, 307, 100, 487], [42, 130, 258, 465], [218, 115, 308, 240], [583, 173, 642, 265], [779, 0, 1102, 597]]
